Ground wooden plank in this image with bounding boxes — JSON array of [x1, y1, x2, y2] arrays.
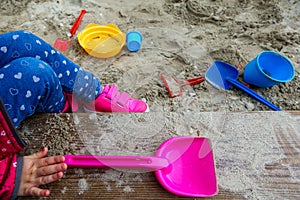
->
[[16, 111, 300, 199]]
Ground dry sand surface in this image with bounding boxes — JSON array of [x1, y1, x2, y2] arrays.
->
[[1, 0, 299, 112], [1, 0, 300, 199]]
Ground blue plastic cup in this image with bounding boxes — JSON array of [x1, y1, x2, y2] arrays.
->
[[243, 51, 295, 88], [126, 30, 142, 52]]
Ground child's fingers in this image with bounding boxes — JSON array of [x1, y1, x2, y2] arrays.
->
[[37, 163, 67, 176], [37, 171, 65, 185], [29, 147, 49, 159], [28, 187, 50, 197], [36, 155, 65, 168]]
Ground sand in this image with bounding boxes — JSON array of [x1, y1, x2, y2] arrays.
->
[[1, 0, 300, 199], [1, 0, 299, 112]]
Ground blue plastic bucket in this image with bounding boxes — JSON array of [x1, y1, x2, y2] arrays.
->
[[126, 30, 143, 52], [243, 51, 295, 88]]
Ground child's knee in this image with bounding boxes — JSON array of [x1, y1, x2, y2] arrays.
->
[[1, 57, 56, 82]]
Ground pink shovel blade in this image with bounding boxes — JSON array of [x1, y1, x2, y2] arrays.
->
[[53, 39, 71, 52], [155, 137, 218, 197]]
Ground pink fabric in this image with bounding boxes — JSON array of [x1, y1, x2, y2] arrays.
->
[[0, 104, 25, 200], [0, 154, 18, 200]]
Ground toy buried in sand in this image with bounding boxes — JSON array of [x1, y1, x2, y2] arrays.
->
[[77, 23, 126, 58]]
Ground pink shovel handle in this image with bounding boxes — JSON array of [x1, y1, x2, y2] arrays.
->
[[64, 155, 169, 171], [69, 9, 86, 36]]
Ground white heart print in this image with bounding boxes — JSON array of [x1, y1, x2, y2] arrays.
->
[[51, 50, 56, 54], [0, 74, 4, 79], [26, 90, 32, 98], [12, 35, 19, 40], [44, 51, 48, 57], [1, 130, 6, 136], [0, 46, 7, 53], [14, 72, 22, 79], [33, 76, 40, 82], [36, 40, 42, 45], [20, 105, 25, 111], [63, 60, 67, 65]]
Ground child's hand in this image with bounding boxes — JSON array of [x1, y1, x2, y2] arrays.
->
[[18, 147, 68, 197]]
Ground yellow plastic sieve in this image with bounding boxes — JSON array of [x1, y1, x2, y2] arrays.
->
[[77, 24, 126, 58]]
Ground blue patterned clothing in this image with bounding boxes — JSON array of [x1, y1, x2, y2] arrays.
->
[[0, 30, 101, 127]]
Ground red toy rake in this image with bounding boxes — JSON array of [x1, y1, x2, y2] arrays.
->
[[160, 72, 205, 98]]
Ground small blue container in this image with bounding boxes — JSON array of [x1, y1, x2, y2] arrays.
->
[[244, 51, 295, 88], [126, 30, 142, 52]]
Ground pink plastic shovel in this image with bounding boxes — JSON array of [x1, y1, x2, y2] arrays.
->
[[65, 136, 218, 197], [53, 9, 86, 52]]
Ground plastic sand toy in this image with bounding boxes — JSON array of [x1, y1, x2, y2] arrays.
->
[[77, 23, 126, 58]]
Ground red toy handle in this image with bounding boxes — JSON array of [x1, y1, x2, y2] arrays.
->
[[70, 9, 86, 36]]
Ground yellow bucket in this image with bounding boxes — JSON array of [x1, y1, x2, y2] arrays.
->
[[77, 24, 126, 58]]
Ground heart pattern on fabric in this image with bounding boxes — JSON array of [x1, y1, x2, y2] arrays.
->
[[12, 35, 19, 40], [25, 90, 32, 98], [0, 46, 7, 53], [21, 60, 29, 66], [25, 43, 32, 50], [20, 105, 25, 111], [9, 88, 19, 96], [4, 104, 12, 111], [12, 51, 20, 58], [33, 76, 40, 83], [36, 40, 42, 45], [30, 105, 35, 111], [14, 72, 22, 79], [1, 30, 98, 119], [54, 61, 60, 68]]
